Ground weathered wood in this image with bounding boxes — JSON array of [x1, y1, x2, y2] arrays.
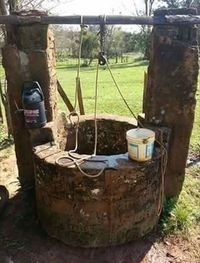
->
[[0, 13, 200, 25], [76, 77, 85, 115], [57, 80, 74, 113]]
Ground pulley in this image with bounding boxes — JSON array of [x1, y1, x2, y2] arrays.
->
[[98, 51, 107, 65], [98, 15, 107, 65]]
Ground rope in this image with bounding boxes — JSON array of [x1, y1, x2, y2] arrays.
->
[[67, 61, 105, 177], [94, 62, 99, 156], [99, 15, 107, 53], [104, 56, 168, 216], [155, 133, 168, 217], [56, 40, 105, 178], [105, 59, 139, 121]]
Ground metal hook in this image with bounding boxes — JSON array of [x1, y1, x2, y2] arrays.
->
[[98, 52, 107, 66], [68, 111, 80, 128]]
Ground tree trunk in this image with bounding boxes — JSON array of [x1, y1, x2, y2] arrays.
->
[[115, 53, 118, 63]]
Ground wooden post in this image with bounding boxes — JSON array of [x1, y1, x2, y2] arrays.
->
[[2, 11, 57, 188], [57, 80, 74, 112], [144, 9, 199, 197], [76, 77, 85, 115]]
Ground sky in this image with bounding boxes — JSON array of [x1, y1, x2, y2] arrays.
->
[[44, 0, 150, 31], [48, 0, 145, 16]]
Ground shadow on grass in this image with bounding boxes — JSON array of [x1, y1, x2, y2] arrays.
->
[[56, 60, 149, 71], [108, 60, 149, 70]]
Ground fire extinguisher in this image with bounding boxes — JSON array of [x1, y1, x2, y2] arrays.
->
[[22, 81, 47, 129]]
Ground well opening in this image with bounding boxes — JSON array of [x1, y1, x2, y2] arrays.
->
[[59, 115, 137, 155]]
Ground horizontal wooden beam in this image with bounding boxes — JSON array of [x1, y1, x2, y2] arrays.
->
[[0, 14, 200, 25]]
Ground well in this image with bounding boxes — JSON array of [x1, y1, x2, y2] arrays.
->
[[34, 114, 162, 247]]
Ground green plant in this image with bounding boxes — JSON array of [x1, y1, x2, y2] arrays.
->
[[160, 170, 200, 235]]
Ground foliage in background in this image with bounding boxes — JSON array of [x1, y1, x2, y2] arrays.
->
[[54, 26, 154, 63], [159, 0, 200, 8]]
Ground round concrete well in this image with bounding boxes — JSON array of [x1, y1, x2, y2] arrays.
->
[[34, 114, 162, 247]]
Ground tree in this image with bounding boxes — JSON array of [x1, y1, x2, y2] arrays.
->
[[81, 28, 98, 66], [104, 27, 126, 63], [159, 0, 199, 8], [0, 0, 7, 15], [132, 0, 158, 59], [0, 0, 72, 14]]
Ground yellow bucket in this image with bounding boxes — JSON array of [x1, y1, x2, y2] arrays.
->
[[126, 128, 155, 162]]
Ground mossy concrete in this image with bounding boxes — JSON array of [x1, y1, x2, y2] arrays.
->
[[34, 115, 164, 247]]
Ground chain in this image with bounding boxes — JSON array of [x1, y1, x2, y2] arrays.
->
[[98, 15, 107, 65], [99, 15, 107, 53]]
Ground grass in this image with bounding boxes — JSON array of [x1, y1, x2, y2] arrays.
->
[[57, 57, 200, 150], [57, 57, 147, 117], [160, 167, 200, 235]]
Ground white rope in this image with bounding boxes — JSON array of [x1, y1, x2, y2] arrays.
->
[[104, 55, 168, 216], [56, 28, 105, 178]]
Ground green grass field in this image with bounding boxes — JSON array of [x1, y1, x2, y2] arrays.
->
[[57, 58, 146, 116], [57, 57, 200, 150]]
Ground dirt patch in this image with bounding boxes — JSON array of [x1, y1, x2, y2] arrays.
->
[[0, 148, 199, 263]]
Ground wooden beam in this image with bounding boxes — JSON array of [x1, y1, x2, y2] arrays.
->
[[76, 77, 85, 115], [57, 80, 74, 113], [0, 14, 200, 25]]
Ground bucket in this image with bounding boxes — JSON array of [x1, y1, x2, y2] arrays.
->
[[126, 128, 155, 162]]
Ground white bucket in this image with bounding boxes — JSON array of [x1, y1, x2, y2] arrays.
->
[[126, 128, 155, 162]]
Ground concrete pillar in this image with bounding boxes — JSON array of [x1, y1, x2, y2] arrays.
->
[[144, 9, 199, 197], [2, 11, 57, 188]]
